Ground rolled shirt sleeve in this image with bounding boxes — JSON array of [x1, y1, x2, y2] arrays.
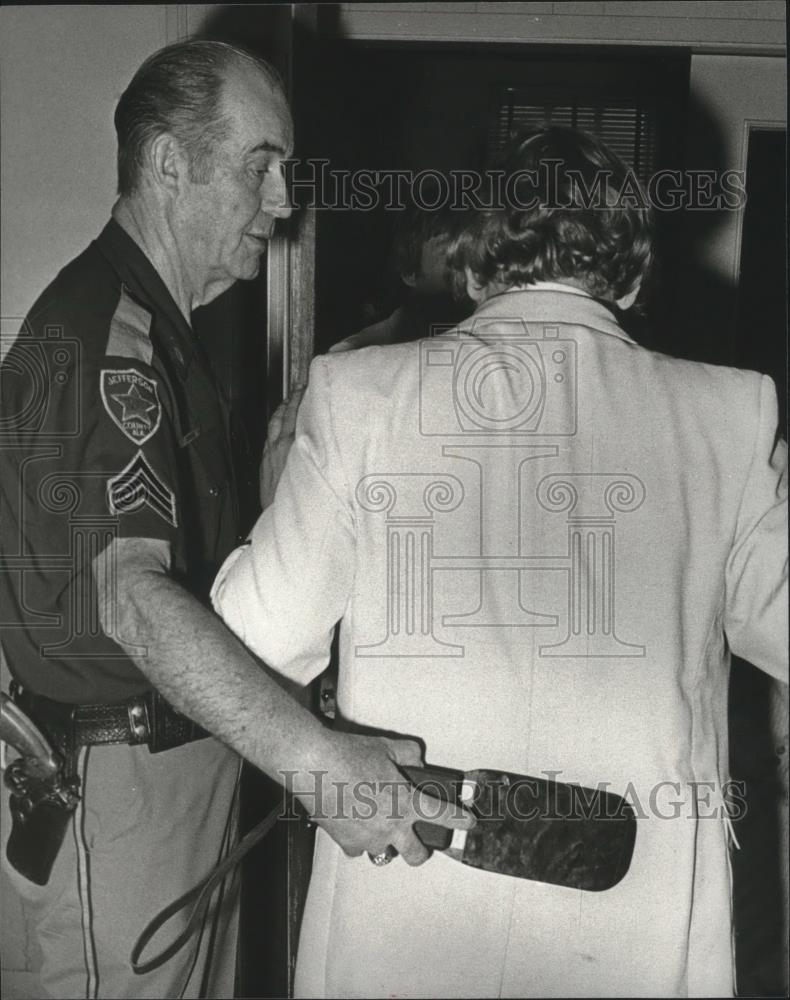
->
[[212, 357, 356, 684], [0, 301, 182, 699]]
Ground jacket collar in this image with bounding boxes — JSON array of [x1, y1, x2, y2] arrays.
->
[[465, 286, 635, 344], [94, 218, 197, 372]]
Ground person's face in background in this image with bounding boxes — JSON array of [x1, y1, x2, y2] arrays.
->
[[409, 235, 451, 296], [403, 233, 471, 330], [330, 222, 471, 352]]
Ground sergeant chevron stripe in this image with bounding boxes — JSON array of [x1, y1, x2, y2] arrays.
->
[[107, 451, 177, 526]]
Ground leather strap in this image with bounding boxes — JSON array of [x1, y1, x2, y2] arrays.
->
[[130, 762, 454, 974], [131, 804, 281, 975]]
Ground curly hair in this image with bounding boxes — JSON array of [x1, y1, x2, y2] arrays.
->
[[447, 126, 653, 303]]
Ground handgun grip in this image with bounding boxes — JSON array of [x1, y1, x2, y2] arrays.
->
[[0, 692, 60, 778]]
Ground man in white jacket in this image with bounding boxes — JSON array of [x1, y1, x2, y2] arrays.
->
[[212, 127, 787, 998]]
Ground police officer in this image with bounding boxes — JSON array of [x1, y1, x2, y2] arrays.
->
[[0, 40, 470, 999]]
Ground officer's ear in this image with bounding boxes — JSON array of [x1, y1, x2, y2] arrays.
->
[[147, 133, 187, 195]]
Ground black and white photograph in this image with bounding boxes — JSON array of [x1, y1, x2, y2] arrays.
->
[[0, 3, 787, 998]]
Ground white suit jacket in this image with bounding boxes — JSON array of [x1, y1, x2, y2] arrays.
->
[[213, 287, 787, 998]]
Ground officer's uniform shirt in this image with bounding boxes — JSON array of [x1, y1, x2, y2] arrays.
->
[[0, 219, 239, 703]]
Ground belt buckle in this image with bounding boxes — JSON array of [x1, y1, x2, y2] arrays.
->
[[127, 700, 150, 745]]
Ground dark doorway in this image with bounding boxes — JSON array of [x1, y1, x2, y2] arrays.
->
[[300, 42, 689, 355], [735, 128, 787, 427]]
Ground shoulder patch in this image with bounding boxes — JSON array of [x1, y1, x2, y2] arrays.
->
[[107, 451, 177, 527], [105, 286, 153, 364], [100, 369, 161, 444]]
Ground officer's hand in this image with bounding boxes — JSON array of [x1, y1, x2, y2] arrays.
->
[[260, 386, 305, 510], [294, 732, 475, 866]]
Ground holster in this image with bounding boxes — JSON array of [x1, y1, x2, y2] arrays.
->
[[1, 691, 80, 886], [1, 684, 207, 886], [5, 762, 80, 886]]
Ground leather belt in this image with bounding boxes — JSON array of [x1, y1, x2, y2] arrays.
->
[[9, 682, 209, 755]]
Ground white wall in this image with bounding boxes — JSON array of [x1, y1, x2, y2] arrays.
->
[[0, 6, 171, 325]]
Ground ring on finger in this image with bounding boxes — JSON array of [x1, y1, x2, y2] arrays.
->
[[368, 845, 398, 867]]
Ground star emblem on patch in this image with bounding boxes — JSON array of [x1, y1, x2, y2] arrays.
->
[[100, 369, 162, 444]]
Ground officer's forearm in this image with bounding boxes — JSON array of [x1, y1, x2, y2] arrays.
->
[[94, 537, 475, 860], [95, 537, 332, 781]]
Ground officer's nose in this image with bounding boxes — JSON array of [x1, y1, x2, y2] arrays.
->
[[262, 165, 292, 220]]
